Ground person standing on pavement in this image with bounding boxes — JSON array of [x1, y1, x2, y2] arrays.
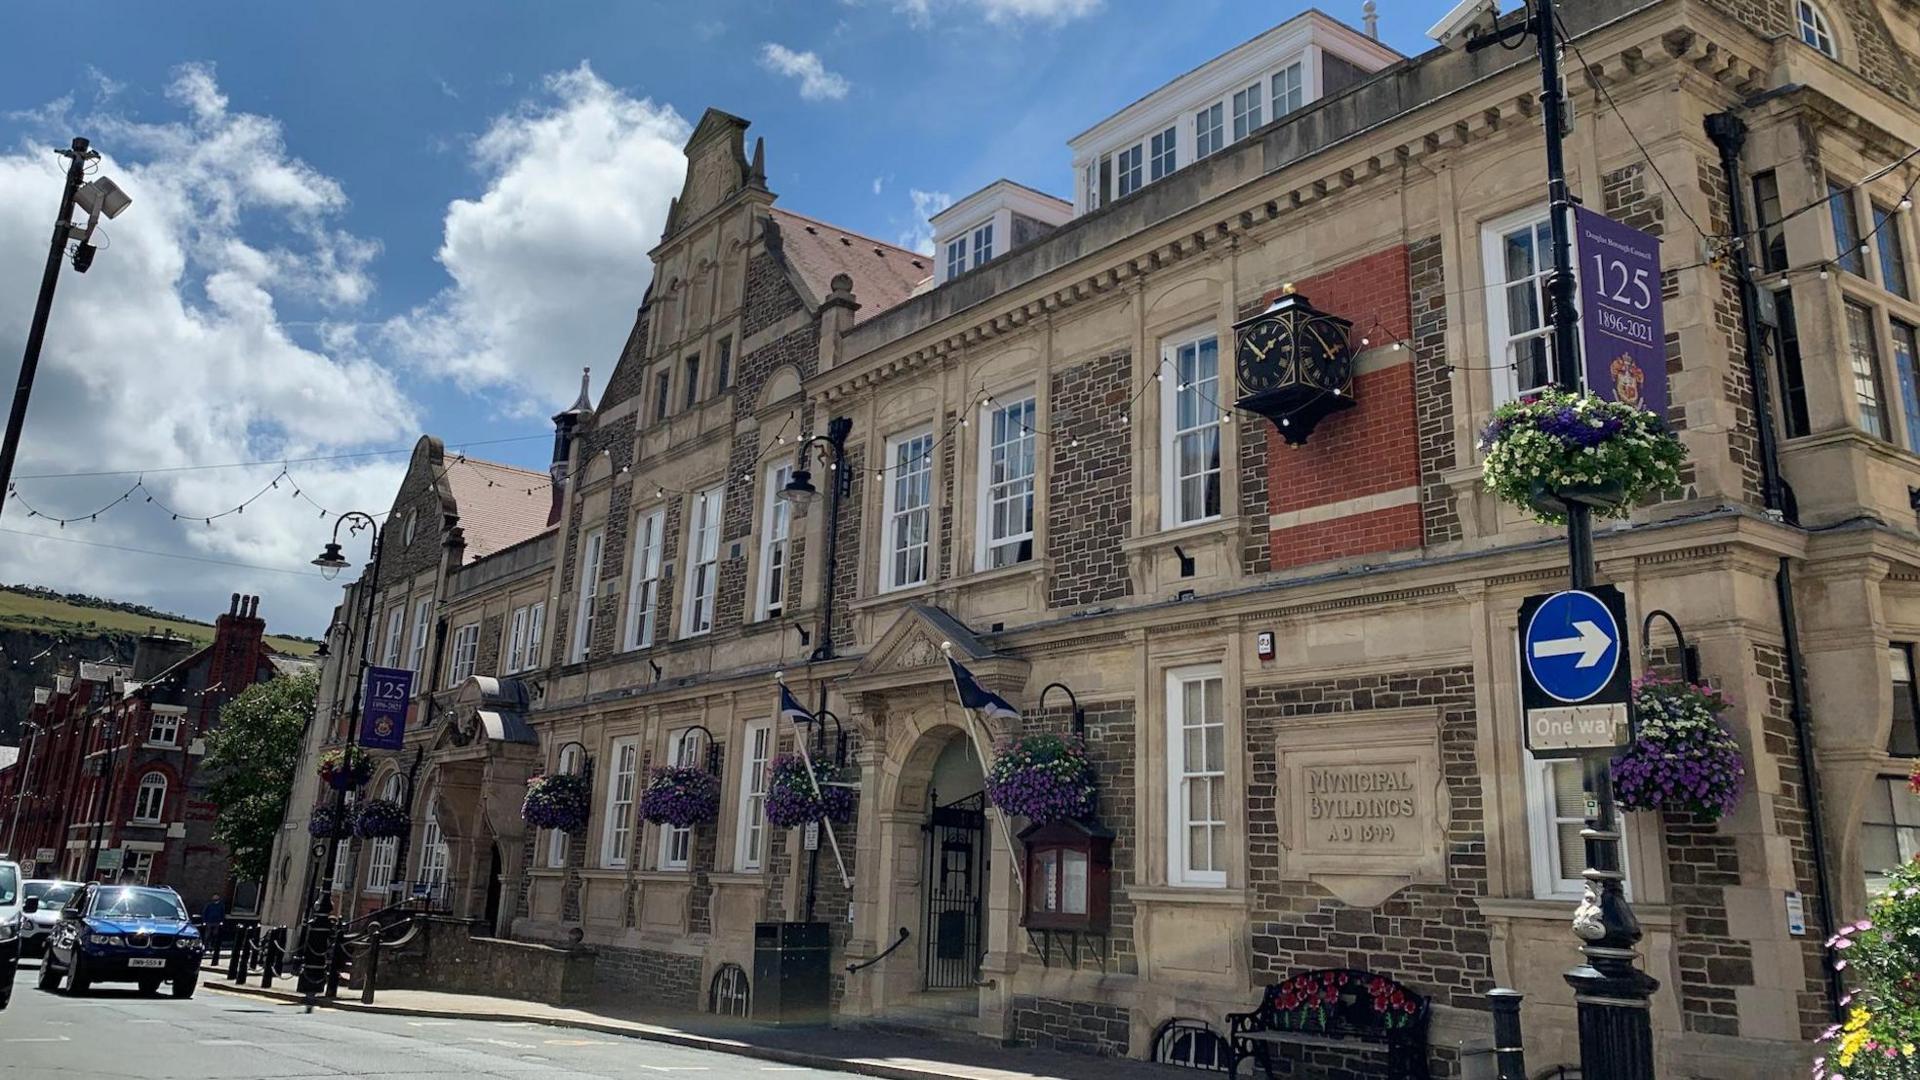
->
[[201, 896, 227, 964]]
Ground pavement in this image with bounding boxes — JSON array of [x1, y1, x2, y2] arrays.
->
[[0, 960, 867, 1079], [192, 958, 1192, 1080]]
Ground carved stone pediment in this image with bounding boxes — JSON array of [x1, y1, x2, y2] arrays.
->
[[842, 604, 1029, 699], [672, 109, 752, 228]]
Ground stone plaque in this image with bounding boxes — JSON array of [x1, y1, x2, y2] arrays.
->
[[1273, 708, 1448, 907]]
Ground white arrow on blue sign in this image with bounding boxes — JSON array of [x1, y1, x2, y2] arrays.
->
[[1524, 590, 1623, 704]]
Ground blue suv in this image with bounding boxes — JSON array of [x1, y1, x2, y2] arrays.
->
[[36, 884, 204, 998]]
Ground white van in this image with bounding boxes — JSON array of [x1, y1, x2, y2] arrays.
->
[[0, 859, 20, 1009]]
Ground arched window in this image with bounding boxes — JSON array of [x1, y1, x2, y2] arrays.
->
[[366, 774, 404, 896], [1152, 1018, 1230, 1072], [549, 744, 583, 868], [133, 773, 167, 823], [1797, 1, 1837, 58], [419, 796, 449, 900], [709, 963, 750, 1017]]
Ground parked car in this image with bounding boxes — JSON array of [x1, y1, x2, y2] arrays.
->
[[0, 859, 19, 1009], [18, 881, 80, 959], [36, 884, 204, 998]]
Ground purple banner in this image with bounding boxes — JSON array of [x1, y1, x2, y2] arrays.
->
[[1575, 206, 1668, 418], [359, 665, 413, 751]]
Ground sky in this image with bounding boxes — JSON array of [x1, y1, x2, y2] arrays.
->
[[0, 0, 1451, 637]]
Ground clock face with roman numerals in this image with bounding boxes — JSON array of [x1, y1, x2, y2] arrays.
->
[[1300, 320, 1353, 389], [1236, 315, 1293, 395]]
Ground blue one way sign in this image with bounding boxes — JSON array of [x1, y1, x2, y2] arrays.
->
[[1518, 586, 1633, 757], [1525, 590, 1622, 703]]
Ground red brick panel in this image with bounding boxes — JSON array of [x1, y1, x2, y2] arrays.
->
[[1267, 363, 1418, 515], [1259, 244, 1424, 573], [1269, 502, 1423, 572]]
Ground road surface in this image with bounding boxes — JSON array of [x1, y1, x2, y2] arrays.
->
[[0, 960, 865, 1079]]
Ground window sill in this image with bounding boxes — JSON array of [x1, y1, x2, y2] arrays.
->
[[1120, 515, 1239, 554], [707, 871, 766, 886], [142, 742, 179, 751], [1475, 896, 1671, 928], [1126, 884, 1245, 906], [632, 869, 696, 884]]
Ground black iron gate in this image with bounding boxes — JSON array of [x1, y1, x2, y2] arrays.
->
[[922, 791, 985, 990]]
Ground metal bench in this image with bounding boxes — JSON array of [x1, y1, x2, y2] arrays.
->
[[1227, 968, 1431, 1080]]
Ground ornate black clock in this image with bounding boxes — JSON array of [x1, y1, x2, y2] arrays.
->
[[1231, 289, 1356, 445]]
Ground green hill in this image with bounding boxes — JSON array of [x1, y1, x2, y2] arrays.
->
[[0, 585, 319, 656]]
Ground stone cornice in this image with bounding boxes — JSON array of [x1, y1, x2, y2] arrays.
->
[[811, 5, 1766, 407]]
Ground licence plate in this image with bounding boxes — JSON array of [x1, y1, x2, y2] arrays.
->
[[127, 957, 166, 969]]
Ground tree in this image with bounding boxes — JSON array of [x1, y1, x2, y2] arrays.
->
[[204, 670, 316, 883]]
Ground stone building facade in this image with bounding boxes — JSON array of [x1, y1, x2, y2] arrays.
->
[[281, 1, 1920, 1076]]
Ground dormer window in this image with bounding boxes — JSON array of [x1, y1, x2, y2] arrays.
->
[[1272, 61, 1304, 117], [972, 223, 994, 266], [1117, 145, 1144, 198], [1194, 103, 1224, 159], [946, 238, 966, 280], [1150, 127, 1176, 181], [1231, 82, 1262, 141]]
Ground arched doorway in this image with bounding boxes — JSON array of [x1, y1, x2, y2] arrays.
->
[[920, 733, 987, 990]]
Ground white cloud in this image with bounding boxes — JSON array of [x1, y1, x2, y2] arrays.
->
[[0, 64, 417, 633], [387, 62, 689, 408], [758, 44, 851, 102], [872, 175, 886, 195], [848, 0, 1097, 26], [899, 189, 952, 255]]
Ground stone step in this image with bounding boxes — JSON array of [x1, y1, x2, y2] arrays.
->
[[849, 999, 989, 1044]]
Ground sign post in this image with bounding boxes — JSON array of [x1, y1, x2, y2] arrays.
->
[[359, 666, 413, 751]]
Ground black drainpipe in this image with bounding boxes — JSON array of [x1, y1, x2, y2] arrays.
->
[[1707, 111, 1844, 1020]]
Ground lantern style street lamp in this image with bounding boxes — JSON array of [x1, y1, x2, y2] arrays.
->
[[298, 511, 386, 1004]]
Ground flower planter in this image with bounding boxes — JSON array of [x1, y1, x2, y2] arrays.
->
[[984, 733, 1097, 825], [307, 804, 352, 840], [1480, 389, 1686, 525], [318, 747, 374, 792], [639, 766, 720, 829], [523, 772, 592, 833], [765, 754, 856, 829], [1610, 677, 1745, 822], [352, 797, 410, 840], [1812, 857, 1920, 1080]]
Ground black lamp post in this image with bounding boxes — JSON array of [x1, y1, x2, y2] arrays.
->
[[780, 416, 853, 923], [300, 512, 386, 1003]]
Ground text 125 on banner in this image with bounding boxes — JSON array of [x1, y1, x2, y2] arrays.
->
[[359, 666, 414, 751]]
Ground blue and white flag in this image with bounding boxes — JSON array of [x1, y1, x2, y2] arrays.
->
[[778, 682, 813, 726], [947, 657, 1020, 723]]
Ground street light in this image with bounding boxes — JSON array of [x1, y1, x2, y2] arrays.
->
[[0, 138, 131, 519], [299, 510, 386, 1006]]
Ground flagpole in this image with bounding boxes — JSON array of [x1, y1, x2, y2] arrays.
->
[[776, 675, 851, 891], [940, 645, 1026, 897]]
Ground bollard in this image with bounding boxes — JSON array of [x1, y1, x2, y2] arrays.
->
[[260, 929, 277, 990], [325, 935, 343, 999], [1489, 989, 1528, 1080], [226, 928, 246, 983], [361, 923, 382, 1004]]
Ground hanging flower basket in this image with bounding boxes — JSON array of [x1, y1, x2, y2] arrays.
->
[[307, 804, 352, 840], [1609, 676, 1746, 821], [1811, 858, 1920, 1080], [317, 746, 375, 791], [984, 733, 1097, 825], [639, 765, 721, 829], [351, 797, 410, 840], [764, 754, 856, 829], [522, 772, 592, 833], [1478, 388, 1686, 525]]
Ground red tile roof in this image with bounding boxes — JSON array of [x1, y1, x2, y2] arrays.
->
[[446, 457, 554, 561], [770, 208, 931, 324]]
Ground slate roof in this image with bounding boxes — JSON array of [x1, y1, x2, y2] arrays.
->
[[446, 458, 555, 562], [769, 208, 931, 325]]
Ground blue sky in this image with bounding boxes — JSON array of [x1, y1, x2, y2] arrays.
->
[[0, 1, 1450, 634]]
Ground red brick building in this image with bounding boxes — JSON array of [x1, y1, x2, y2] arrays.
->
[[0, 594, 308, 912]]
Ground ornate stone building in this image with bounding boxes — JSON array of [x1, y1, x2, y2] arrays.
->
[[282, 1, 1920, 1075]]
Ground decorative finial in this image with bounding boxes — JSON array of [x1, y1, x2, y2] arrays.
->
[[1362, 0, 1379, 40], [572, 366, 593, 412]]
